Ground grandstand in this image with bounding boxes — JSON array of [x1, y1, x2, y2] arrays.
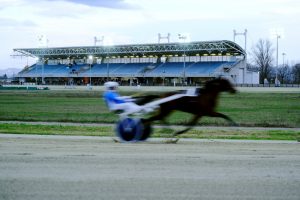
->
[[13, 40, 258, 86]]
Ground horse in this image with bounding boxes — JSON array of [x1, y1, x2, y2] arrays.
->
[[142, 78, 238, 136]]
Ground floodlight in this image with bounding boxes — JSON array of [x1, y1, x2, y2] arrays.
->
[[269, 28, 284, 86], [37, 34, 49, 47], [269, 28, 285, 39], [178, 33, 191, 43]]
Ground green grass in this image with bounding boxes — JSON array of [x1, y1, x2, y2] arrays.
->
[[0, 123, 299, 141], [0, 123, 114, 136], [0, 90, 299, 127]]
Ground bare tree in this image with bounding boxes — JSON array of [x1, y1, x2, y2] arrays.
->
[[292, 63, 300, 84], [277, 65, 292, 84], [251, 39, 274, 83]]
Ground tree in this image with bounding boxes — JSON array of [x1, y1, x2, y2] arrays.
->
[[251, 39, 274, 83], [277, 65, 292, 84], [291, 63, 300, 84]]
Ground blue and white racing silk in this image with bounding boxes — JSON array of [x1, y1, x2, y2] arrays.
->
[[103, 90, 142, 114], [103, 91, 126, 105]]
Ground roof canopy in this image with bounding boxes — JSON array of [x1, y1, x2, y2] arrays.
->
[[13, 40, 245, 59]]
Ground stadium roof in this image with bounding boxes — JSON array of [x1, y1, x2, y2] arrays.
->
[[13, 40, 245, 59]]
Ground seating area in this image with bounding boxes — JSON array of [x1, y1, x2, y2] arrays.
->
[[80, 64, 124, 76], [18, 64, 70, 77], [185, 62, 236, 76], [145, 63, 186, 77], [111, 63, 152, 77], [17, 61, 237, 78]]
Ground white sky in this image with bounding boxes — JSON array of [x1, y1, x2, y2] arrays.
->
[[0, 0, 300, 70]]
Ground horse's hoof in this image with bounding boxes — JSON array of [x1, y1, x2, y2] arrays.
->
[[112, 138, 121, 143]]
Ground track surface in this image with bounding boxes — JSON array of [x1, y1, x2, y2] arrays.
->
[[1, 134, 299, 200]]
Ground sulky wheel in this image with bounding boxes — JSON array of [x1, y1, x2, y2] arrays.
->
[[138, 121, 152, 141], [116, 118, 143, 142]]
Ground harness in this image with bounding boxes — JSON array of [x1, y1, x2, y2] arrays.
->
[[104, 87, 200, 117]]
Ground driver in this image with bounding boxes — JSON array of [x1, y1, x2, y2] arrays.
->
[[103, 81, 141, 114]]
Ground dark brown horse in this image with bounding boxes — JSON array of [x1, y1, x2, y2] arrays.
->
[[142, 78, 238, 136]]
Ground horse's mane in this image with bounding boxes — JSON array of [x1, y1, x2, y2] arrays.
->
[[200, 79, 214, 93], [201, 78, 225, 93]]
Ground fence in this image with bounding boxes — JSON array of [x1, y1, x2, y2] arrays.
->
[[235, 84, 300, 88]]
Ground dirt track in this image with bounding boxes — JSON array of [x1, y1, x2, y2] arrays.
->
[[1, 134, 299, 200]]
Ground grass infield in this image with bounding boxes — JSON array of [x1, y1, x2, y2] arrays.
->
[[0, 123, 299, 141]]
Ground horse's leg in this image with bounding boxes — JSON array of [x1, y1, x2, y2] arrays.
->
[[173, 115, 200, 136], [209, 112, 238, 126]]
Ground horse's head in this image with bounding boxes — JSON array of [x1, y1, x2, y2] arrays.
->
[[204, 78, 236, 94]]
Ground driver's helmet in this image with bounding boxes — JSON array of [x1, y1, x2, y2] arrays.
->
[[104, 81, 119, 91]]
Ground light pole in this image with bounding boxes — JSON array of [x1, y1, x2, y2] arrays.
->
[[233, 29, 247, 84], [42, 56, 44, 85], [88, 55, 93, 87], [183, 48, 186, 85], [106, 54, 109, 81], [275, 34, 280, 86], [36, 64, 38, 85], [90, 64, 92, 86], [178, 34, 187, 85], [35, 58, 38, 85], [38, 35, 48, 85], [282, 52, 286, 67], [233, 29, 247, 59]]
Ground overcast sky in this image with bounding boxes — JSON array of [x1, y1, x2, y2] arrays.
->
[[0, 0, 299, 70]]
